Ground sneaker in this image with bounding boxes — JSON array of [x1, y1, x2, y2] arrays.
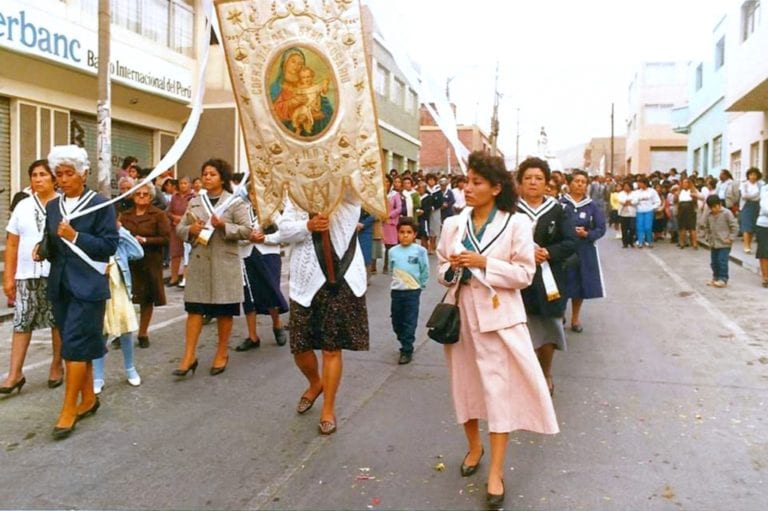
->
[[713, 280, 727, 288], [398, 352, 413, 365], [126, 367, 141, 387], [744, 248, 752, 254], [94, 379, 105, 395], [614, 233, 622, 239], [177, 278, 186, 288]]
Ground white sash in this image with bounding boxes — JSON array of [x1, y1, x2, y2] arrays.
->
[[451, 207, 501, 309], [517, 197, 561, 302], [58, 190, 108, 274]]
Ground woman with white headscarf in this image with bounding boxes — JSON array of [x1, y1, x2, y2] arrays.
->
[[35, 145, 119, 440]]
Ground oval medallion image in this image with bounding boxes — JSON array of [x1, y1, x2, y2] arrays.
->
[[266, 46, 338, 140]]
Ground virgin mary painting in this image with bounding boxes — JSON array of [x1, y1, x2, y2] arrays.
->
[[268, 47, 336, 139]]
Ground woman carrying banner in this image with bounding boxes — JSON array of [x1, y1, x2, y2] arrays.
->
[[516, 157, 575, 396], [36, 145, 119, 440], [173, 159, 251, 377], [437, 151, 557, 508], [278, 192, 369, 436]]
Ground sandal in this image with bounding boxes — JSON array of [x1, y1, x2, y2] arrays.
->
[[318, 417, 337, 435], [296, 388, 323, 414]]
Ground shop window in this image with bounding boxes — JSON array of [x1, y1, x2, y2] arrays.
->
[[17, 102, 70, 188]]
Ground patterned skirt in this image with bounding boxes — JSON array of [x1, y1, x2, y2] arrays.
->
[[289, 281, 369, 354], [13, 278, 55, 333]]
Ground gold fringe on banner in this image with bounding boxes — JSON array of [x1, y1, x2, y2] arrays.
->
[[214, 0, 387, 219]]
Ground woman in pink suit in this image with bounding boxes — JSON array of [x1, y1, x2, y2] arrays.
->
[[382, 174, 402, 273], [437, 151, 558, 509]]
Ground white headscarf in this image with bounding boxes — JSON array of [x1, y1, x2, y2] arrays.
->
[[47, 145, 90, 176]]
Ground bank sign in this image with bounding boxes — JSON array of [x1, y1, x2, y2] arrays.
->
[[0, 1, 193, 103]]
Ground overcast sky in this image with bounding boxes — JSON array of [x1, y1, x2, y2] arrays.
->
[[365, 0, 729, 161]]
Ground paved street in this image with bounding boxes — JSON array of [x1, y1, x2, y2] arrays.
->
[[0, 235, 767, 510]]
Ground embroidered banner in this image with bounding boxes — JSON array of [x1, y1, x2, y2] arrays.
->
[[214, 0, 387, 219]]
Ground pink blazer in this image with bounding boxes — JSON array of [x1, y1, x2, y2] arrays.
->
[[382, 192, 402, 245], [437, 210, 535, 333]]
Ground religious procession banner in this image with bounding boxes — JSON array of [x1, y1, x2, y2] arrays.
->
[[214, 0, 387, 220]]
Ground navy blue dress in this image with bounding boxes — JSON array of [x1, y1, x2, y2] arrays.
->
[[561, 195, 606, 299], [45, 189, 119, 361]]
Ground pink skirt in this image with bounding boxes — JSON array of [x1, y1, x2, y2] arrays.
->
[[444, 288, 559, 434]]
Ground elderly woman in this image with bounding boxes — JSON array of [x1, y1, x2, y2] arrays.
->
[[173, 159, 251, 377], [1, 160, 63, 395], [516, 157, 575, 396], [437, 152, 557, 509], [120, 184, 171, 349], [561, 170, 606, 333], [279, 192, 370, 436], [36, 145, 119, 440]]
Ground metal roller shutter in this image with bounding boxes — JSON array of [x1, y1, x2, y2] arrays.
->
[[70, 113, 154, 193], [0, 97, 11, 236]]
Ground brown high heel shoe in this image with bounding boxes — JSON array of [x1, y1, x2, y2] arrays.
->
[[210, 356, 229, 376], [0, 376, 26, 395]]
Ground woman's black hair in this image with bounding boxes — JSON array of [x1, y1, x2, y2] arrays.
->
[[570, 169, 589, 181], [746, 167, 762, 181], [385, 174, 393, 187], [720, 169, 733, 180], [201, 158, 234, 193], [28, 159, 54, 180], [468, 151, 517, 213], [515, 157, 551, 184]]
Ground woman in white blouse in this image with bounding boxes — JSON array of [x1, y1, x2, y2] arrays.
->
[[0, 160, 62, 394], [740, 168, 764, 254], [676, 178, 699, 249]]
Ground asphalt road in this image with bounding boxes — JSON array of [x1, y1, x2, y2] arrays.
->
[[0, 234, 766, 510]]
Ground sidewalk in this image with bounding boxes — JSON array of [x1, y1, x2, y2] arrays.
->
[[698, 237, 760, 275]]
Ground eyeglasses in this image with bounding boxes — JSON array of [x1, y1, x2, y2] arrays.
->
[[134, 192, 151, 197]]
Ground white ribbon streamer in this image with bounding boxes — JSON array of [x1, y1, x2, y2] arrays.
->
[[539, 260, 560, 301], [67, 0, 218, 221], [451, 207, 500, 308]]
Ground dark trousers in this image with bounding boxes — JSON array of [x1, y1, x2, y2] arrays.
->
[[390, 289, 421, 354], [710, 247, 731, 282], [620, 216, 636, 247]]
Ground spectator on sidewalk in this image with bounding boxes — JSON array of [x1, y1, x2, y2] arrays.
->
[[717, 169, 740, 214], [755, 182, 768, 287], [617, 181, 637, 248], [739, 167, 764, 254], [382, 175, 403, 274], [388, 217, 429, 365], [632, 177, 660, 248], [704, 195, 739, 288], [676, 178, 699, 249]]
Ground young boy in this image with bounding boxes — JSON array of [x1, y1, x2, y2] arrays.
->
[[704, 194, 739, 288], [388, 217, 429, 364]]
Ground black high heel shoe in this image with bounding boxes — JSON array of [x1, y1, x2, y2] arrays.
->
[[460, 447, 484, 477], [76, 398, 100, 420], [209, 357, 229, 376], [486, 479, 505, 509], [52, 421, 76, 440], [0, 376, 26, 395], [172, 359, 198, 377]]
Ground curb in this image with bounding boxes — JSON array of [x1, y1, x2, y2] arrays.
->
[[697, 240, 760, 275]]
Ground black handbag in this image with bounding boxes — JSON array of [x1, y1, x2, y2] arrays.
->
[[426, 280, 463, 345], [36, 227, 52, 261]]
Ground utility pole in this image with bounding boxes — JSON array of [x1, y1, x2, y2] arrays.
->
[[515, 107, 520, 169], [610, 102, 615, 175], [97, 0, 112, 197], [489, 61, 500, 155]]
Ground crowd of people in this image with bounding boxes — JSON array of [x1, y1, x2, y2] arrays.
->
[[3, 143, 767, 509]]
